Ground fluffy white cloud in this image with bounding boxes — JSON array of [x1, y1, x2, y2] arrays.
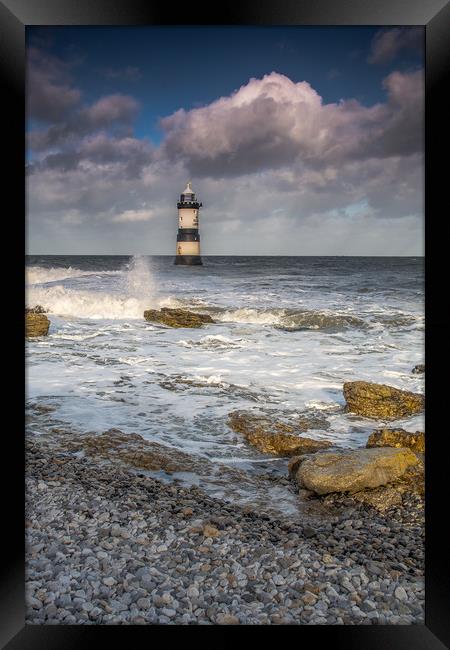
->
[[160, 71, 423, 177]]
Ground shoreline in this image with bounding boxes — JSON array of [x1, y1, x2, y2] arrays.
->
[[26, 429, 424, 625]]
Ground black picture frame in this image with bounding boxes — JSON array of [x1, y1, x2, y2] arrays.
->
[[3, 0, 449, 647]]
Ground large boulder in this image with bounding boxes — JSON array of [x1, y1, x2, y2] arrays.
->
[[144, 307, 214, 328], [292, 447, 419, 495], [25, 309, 50, 337], [367, 428, 425, 453], [343, 381, 424, 419], [228, 410, 331, 457]]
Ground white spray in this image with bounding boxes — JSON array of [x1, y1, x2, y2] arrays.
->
[[26, 256, 161, 319]]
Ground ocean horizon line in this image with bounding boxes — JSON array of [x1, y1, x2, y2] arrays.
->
[[26, 253, 424, 258]]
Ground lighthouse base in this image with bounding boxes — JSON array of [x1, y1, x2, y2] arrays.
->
[[174, 255, 203, 266]]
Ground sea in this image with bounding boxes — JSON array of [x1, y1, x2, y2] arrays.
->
[[25, 255, 425, 515]]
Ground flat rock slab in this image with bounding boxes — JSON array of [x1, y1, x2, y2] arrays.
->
[[228, 410, 331, 457], [26, 312, 50, 337], [367, 428, 425, 453], [343, 381, 424, 419], [293, 447, 419, 495], [144, 307, 214, 328]]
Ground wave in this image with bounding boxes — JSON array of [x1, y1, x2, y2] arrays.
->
[[26, 284, 155, 319], [26, 256, 162, 319], [372, 314, 422, 328], [26, 266, 120, 285], [211, 307, 366, 330], [178, 334, 248, 351]]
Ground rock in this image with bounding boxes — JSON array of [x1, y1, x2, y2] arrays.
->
[[228, 410, 331, 457], [302, 592, 317, 605], [412, 364, 425, 374], [216, 613, 240, 625], [288, 456, 303, 475], [394, 586, 408, 602], [103, 577, 116, 587], [343, 381, 424, 419], [367, 429, 425, 453], [202, 524, 220, 538], [293, 447, 419, 495], [68, 428, 208, 474], [351, 485, 403, 511], [143, 307, 214, 328], [25, 311, 50, 337]]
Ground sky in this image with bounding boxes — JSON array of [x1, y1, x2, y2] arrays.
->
[[26, 26, 424, 255]]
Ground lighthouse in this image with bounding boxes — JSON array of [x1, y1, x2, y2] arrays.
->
[[174, 181, 203, 265]]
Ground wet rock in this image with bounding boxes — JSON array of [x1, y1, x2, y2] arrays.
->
[[293, 448, 419, 495], [367, 429, 425, 453], [25, 310, 50, 337], [412, 364, 425, 375], [66, 428, 206, 474], [343, 381, 424, 419], [143, 308, 214, 328], [26, 305, 47, 314], [228, 410, 331, 457]]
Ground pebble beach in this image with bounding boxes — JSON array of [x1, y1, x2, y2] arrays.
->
[[25, 428, 424, 626]]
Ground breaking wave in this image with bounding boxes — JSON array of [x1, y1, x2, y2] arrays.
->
[[26, 285, 156, 319], [26, 266, 120, 285], [26, 257, 160, 319]]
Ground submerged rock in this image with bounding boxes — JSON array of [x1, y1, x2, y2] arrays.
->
[[25, 310, 50, 337], [343, 381, 424, 419], [228, 410, 331, 457], [292, 447, 419, 495], [68, 428, 207, 474], [412, 364, 425, 374], [144, 307, 215, 328], [367, 428, 425, 453]]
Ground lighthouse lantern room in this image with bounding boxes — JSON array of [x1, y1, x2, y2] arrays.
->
[[174, 181, 203, 265]]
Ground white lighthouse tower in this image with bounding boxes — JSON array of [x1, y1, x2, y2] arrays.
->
[[174, 181, 203, 265]]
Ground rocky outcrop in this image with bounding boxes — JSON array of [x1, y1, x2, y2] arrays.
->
[[412, 364, 425, 374], [367, 428, 425, 453], [144, 307, 215, 328], [25, 309, 50, 337], [228, 410, 331, 457], [292, 447, 419, 495], [343, 381, 424, 419], [70, 428, 207, 474]]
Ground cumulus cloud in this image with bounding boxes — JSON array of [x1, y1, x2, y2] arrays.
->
[[368, 27, 423, 65], [26, 61, 424, 255], [27, 46, 81, 122], [28, 94, 140, 151], [160, 71, 423, 178]]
